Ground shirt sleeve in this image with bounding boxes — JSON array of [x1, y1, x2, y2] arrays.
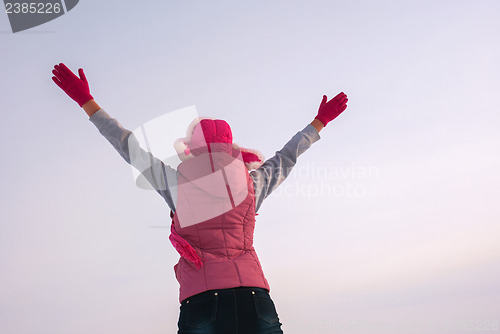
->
[[250, 123, 321, 213], [89, 108, 178, 211]]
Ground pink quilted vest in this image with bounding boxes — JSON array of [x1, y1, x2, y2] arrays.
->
[[171, 148, 270, 303]]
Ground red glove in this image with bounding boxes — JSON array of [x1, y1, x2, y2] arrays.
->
[[315, 92, 348, 127], [52, 63, 94, 107]]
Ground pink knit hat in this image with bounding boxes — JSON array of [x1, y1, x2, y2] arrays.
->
[[174, 117, 265, 170]]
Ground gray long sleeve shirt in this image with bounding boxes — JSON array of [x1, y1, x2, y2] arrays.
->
[[89, 109, 321, 213]]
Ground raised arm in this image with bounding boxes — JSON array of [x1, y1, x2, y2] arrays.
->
[[51, 63, 178, 211], [250, 92, 348, 212]]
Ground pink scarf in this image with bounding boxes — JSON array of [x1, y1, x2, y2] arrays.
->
[[169, 210, 203, 269]]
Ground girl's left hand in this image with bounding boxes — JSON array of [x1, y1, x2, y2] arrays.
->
[[52, 63, 94, 107]]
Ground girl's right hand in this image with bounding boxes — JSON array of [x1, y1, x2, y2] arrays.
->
[[314, 92, 348, 127]]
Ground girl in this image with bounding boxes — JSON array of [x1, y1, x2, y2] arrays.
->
[[52, 63, 348, 334]]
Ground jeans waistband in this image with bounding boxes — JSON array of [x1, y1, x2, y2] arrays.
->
[[181, 286, 269, 305]]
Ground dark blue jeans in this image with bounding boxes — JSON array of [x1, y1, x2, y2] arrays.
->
[[177, 286, 284, 334]]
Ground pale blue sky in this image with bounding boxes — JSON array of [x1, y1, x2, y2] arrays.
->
[[1, 1, 499, 333]]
